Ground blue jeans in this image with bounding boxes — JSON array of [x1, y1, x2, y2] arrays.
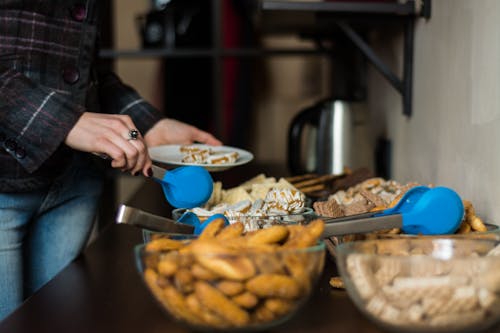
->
[[0, 155, 103, 320]]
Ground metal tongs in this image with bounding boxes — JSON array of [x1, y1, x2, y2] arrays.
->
[[116, 204, 195, 234], [115, 204, 229, 235]]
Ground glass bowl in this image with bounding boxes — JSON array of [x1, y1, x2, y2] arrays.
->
[[142, 211, 320, 243], [328, 223, 500, 249], [335, 238, 500, 333], [172, 207, 316, 231], [135, 237, 326, 331]]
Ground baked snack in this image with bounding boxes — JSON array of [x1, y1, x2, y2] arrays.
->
[[180, 145, 239, 165], [141, 219, 326, 329]]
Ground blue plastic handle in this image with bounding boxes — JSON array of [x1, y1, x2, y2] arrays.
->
[[157, 166, 213, 208], [401, 187, 464, 234], [177, 212, 229, 235], [375, 186, 464, 235]]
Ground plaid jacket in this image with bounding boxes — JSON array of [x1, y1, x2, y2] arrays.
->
[[0, 0, 162, 192]]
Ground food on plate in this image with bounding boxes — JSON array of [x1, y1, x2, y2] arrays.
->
[[180, 145, 239, 165], [140, 219, 326, 329]]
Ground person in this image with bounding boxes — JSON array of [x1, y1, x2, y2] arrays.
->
[[0, 1, 221, 320]]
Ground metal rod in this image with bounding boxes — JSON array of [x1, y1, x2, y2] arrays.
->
[[115, 205, 194, 234], [212, 0, 224, 140], [403, 19, 415, 117], [337, 21, 404, 93], [261, 1, 416, 15], [98, 48, 332, 59], [321, 214, 402, 237]]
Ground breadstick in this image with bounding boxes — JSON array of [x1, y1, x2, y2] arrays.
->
[[199, 218, 226, 240], [145, 238, 185, 252], [253, 304, 276, 322], [470, 216, 487, 232], [216, 222, 244, 240], [264, 298, 294, 316], [216, 280, 245, 296], [298, 184, 325, 193], [173, 268, 194, 293], [293, 174, 340, 189], [189, 240, 256, 281], [232, 291, 259, 309], [245, 274, 301, 299], [285, 173, 318, 183], [246, 225, 289, 245], [191, 263, 219, 281], [185, 293, 226, 327], [157, 257, 178, 277], [195, 281, 250, 326]]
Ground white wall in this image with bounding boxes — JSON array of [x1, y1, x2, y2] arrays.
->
[[368, 0, 500, 226]]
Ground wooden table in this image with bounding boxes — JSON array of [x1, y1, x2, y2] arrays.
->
[[0, 163, 498, 333]]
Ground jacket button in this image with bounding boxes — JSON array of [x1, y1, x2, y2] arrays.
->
[[4, 138, 17, 152], [70, 4, 87, 22], [63, 66, 80, 84], [15, 147, 26, 159]]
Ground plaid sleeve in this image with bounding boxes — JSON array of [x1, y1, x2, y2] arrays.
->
[[0, 65, 84, 173], [97, 70, 163, 135]]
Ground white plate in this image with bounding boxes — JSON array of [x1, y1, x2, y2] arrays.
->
[[149, 144, 254, 172]]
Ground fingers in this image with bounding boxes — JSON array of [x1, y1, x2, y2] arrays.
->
[[144, 118, 223, 147], [191, 129, 223, 146], [65, 113, 152, 175], [100, 122, 147, 174], [128, 138, 153, 176]]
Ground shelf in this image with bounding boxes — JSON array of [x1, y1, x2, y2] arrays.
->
[[258, 0, 431, 117], [261, 0, 421, 16], [98, 48, 331, 59], [101, 0, 431, 142]]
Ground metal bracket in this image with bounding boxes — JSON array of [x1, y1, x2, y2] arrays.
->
[[337, 20, 415, 117]]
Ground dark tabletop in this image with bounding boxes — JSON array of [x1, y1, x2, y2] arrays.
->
[[0, 162, 498, 333]]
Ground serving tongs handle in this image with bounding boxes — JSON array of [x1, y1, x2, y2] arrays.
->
[[115, 204, 195, 234], [321, 213, 402, 238]]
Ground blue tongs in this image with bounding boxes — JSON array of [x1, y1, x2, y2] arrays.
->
[[321, 186, 464, 237]]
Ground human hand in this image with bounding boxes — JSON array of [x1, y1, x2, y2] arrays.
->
[[65, 112, 152, 176], [144, 118, 223, 147]]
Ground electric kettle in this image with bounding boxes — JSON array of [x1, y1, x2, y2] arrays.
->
[[288, 99, 360, 175]]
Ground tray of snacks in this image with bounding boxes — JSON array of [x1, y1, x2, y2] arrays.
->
[[172, 173, 316, 231], [309, 177, 498, 251]]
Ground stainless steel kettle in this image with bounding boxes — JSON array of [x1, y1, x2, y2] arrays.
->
[[288, 99, 360, 175]]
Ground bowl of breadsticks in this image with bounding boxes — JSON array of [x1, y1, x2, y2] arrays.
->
[[135, 218, 326, 331], [336, 238, 500, 333]]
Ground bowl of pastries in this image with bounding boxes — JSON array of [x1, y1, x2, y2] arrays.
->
[[335, 237, 500, 332], [173, 173, 316, 231], [135, 218, 326, 331]]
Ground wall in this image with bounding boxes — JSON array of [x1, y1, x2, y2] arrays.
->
[[367, 0, 500, 225], [250, 36, 332, 164]]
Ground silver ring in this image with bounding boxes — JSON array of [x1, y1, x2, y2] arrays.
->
[[128, 129, 139, 141]]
